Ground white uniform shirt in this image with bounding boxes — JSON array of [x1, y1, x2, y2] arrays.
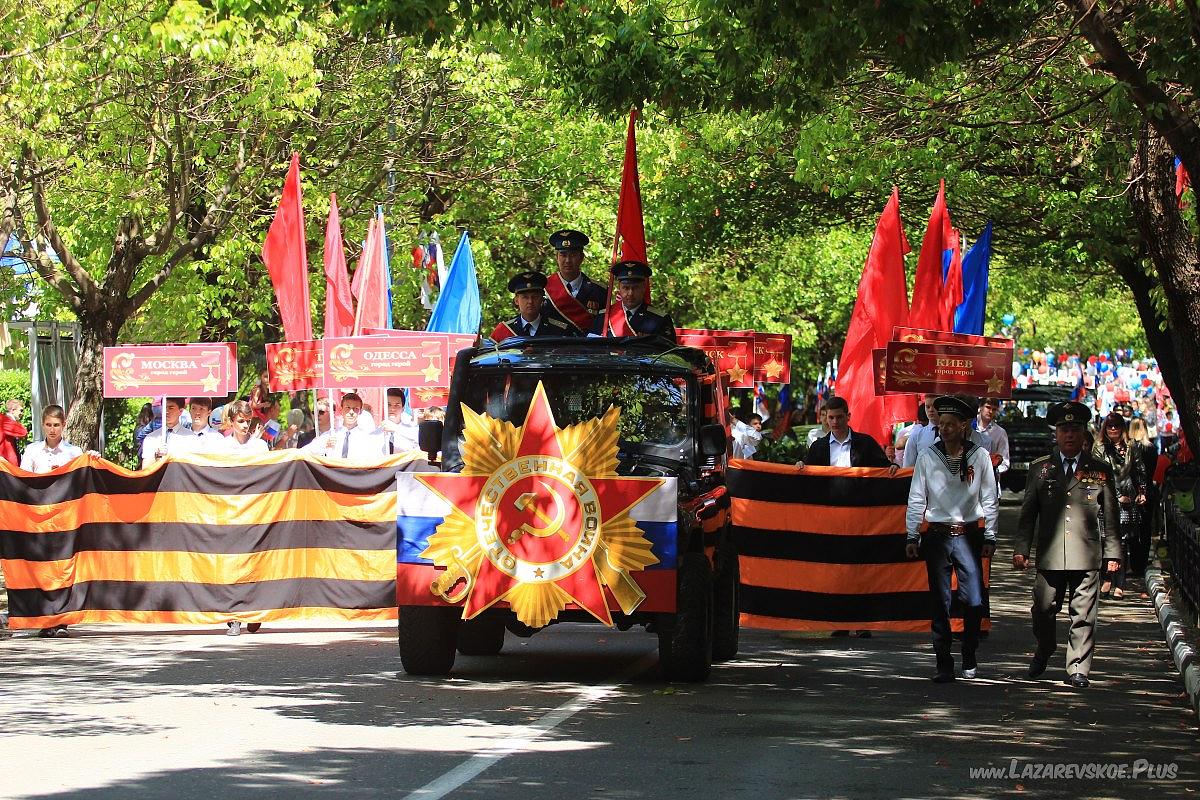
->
[[806, 426, 830, 446], [216, 435, 270, 456], [302, 426, 388, 461], [730, 419, 762, 459], [20, 439, 84, 473], [382, 412, 420, 454], [906, 442, 1000, 542], [140, 424, 197, 465], [903, 424, 991, 468]]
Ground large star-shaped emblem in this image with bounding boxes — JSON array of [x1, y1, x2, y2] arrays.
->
[[726, 363, 748, 384], [200, 370, 221, 393], [762, 358, 784, 381], [421, 359, 443, 383], [985, 369, 1004, 395], [416, 382, 663, 627]]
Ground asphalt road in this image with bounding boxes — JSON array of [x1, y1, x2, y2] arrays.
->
[[2, 506, 1198, 800]]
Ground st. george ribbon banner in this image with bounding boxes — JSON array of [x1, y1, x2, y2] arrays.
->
[[103, 344, 238, 398], [676, 328, 756, 389], [322, 333, 450, 390], [883, 339, 1014, 398], [265, 339, 323, 392], [753, 333, 792, 384]]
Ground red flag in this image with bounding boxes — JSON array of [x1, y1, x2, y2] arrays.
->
[[353, 215, 389, 333], [836, 187, 912, 447], [323, 193, 355, 339], [261, 153, 313, 342], [1178, 157, 1191, 209], [909, 179, 957, 331], [605, 109, 649, 333], [938, 227, 963, 330]]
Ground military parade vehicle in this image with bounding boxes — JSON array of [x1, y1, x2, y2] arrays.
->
[[396, 335, 737, 682]]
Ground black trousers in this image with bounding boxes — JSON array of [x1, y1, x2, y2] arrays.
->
[[922, 532, 985, 672]]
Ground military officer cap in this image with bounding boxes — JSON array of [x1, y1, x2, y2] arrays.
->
[[508, 270, 548, 294], [1047, 400, 1092, 428], [933, 395, 975, 421], [611, 260, 652, 283], [549, 229, 589, 251]]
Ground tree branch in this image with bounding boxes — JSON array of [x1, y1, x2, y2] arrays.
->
[[23, 150, 100, 304]]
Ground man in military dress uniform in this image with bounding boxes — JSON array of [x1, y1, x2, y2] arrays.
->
[[592, 260, 676, 343], [1014, 400, 1121, 689], [545, 229, 607, 335], [490, 270, 574, 340]]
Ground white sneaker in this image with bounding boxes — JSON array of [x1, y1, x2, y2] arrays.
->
[[961, 667, 977, 679], [226, 622, 242, 636]]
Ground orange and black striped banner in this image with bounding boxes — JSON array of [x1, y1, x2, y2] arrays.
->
[[728, 460, 990, 633], [0, 450, 418, 629]]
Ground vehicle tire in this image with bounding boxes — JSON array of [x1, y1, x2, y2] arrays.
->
[[712, 540, 740, 662], [398, 606, 460, 675], [504, 618, 538, 638], [658, 552, 713, 682], [457, 614, 506, 656]]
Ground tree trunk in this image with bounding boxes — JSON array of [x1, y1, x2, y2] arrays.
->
[[1129, 124, 1200, 451], [66, 309, 123, 450]]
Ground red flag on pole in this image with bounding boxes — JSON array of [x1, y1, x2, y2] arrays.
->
[[938, 227, 963, 331], [604, 109, 649, 333], [353, 216, 389, 333], [908, 179, 955, 331], [323, 193, 355, 339], [836, 187, 913, 447], [261, 153, 313, 343]]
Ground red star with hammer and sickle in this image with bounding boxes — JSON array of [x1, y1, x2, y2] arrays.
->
[[417, 384, 663, 625]]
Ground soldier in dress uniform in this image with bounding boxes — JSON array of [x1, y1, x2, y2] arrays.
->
[[545, 229, 607, 334], [490, 270, 574, 340], [592, 260, 676, 343], [1014, 400, 1122, 689]]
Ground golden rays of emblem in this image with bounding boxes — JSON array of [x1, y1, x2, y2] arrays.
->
[[416, 382, 664, 628]]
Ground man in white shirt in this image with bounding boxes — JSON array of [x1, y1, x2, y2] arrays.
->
[[21, 404, 84, 637], [20, 404, 84, 475], [302, 392, 387, 461], [140, 397, 196, 466], [187, 396, 221, 442], [973, 396, 1010, 478], [729, 411, 763, 459], [379, 388, 419, 454], [905, 394, 999, 683]]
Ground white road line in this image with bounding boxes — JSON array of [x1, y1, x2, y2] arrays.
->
[[404, 651, 659, 800]]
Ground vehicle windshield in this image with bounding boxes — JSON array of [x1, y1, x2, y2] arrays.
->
[[457, 371, 691, 449]]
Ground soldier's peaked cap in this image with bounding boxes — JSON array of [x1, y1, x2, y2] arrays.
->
[[1048, 400, 1092, 427], [611, 260, 651, 282], [508, 271, 548, 294], [549, 229, 589, 251], [933, 395, 975, 420]]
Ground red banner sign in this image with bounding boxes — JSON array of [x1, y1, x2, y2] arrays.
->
[[883, 340, 1014, 398], [321, 334, 449, 389], [408, 387, 450, 409], [103, 344, 237, 398], [872, 348, 888, 397], [891, 327, 1013, 350], [753, 333, 792, 384], [265, 340, 323, 392], [676, 331, 755, 389], [363, 330, 478, 406]]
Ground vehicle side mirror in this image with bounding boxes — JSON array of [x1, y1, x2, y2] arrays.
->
[[699, 423, 727, 457], [418, 420, 444, 462]]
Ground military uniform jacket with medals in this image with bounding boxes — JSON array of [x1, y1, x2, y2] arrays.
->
[[591, 304, 677, 342], [1014, 450, 1122, 570], [543, 272, 607, 334]]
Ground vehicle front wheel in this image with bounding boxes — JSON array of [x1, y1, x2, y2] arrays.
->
[[398, 606, 461, 676], [658, 552, 713, 682]]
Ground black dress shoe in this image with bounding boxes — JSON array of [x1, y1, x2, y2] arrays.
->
[[1028, 655, 1050, 679], [931, 671, 956, 683], [1064, 673, 1089, 689]]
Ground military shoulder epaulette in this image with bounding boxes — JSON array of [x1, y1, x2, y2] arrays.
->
[[545, 317, 568, 329], [1031, 455, 1051, 465]]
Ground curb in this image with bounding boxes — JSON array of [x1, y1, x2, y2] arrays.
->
[[1145, 565, 1200, 721]]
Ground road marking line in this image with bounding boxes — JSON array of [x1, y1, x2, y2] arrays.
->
[[403, 651, 658, 799]]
